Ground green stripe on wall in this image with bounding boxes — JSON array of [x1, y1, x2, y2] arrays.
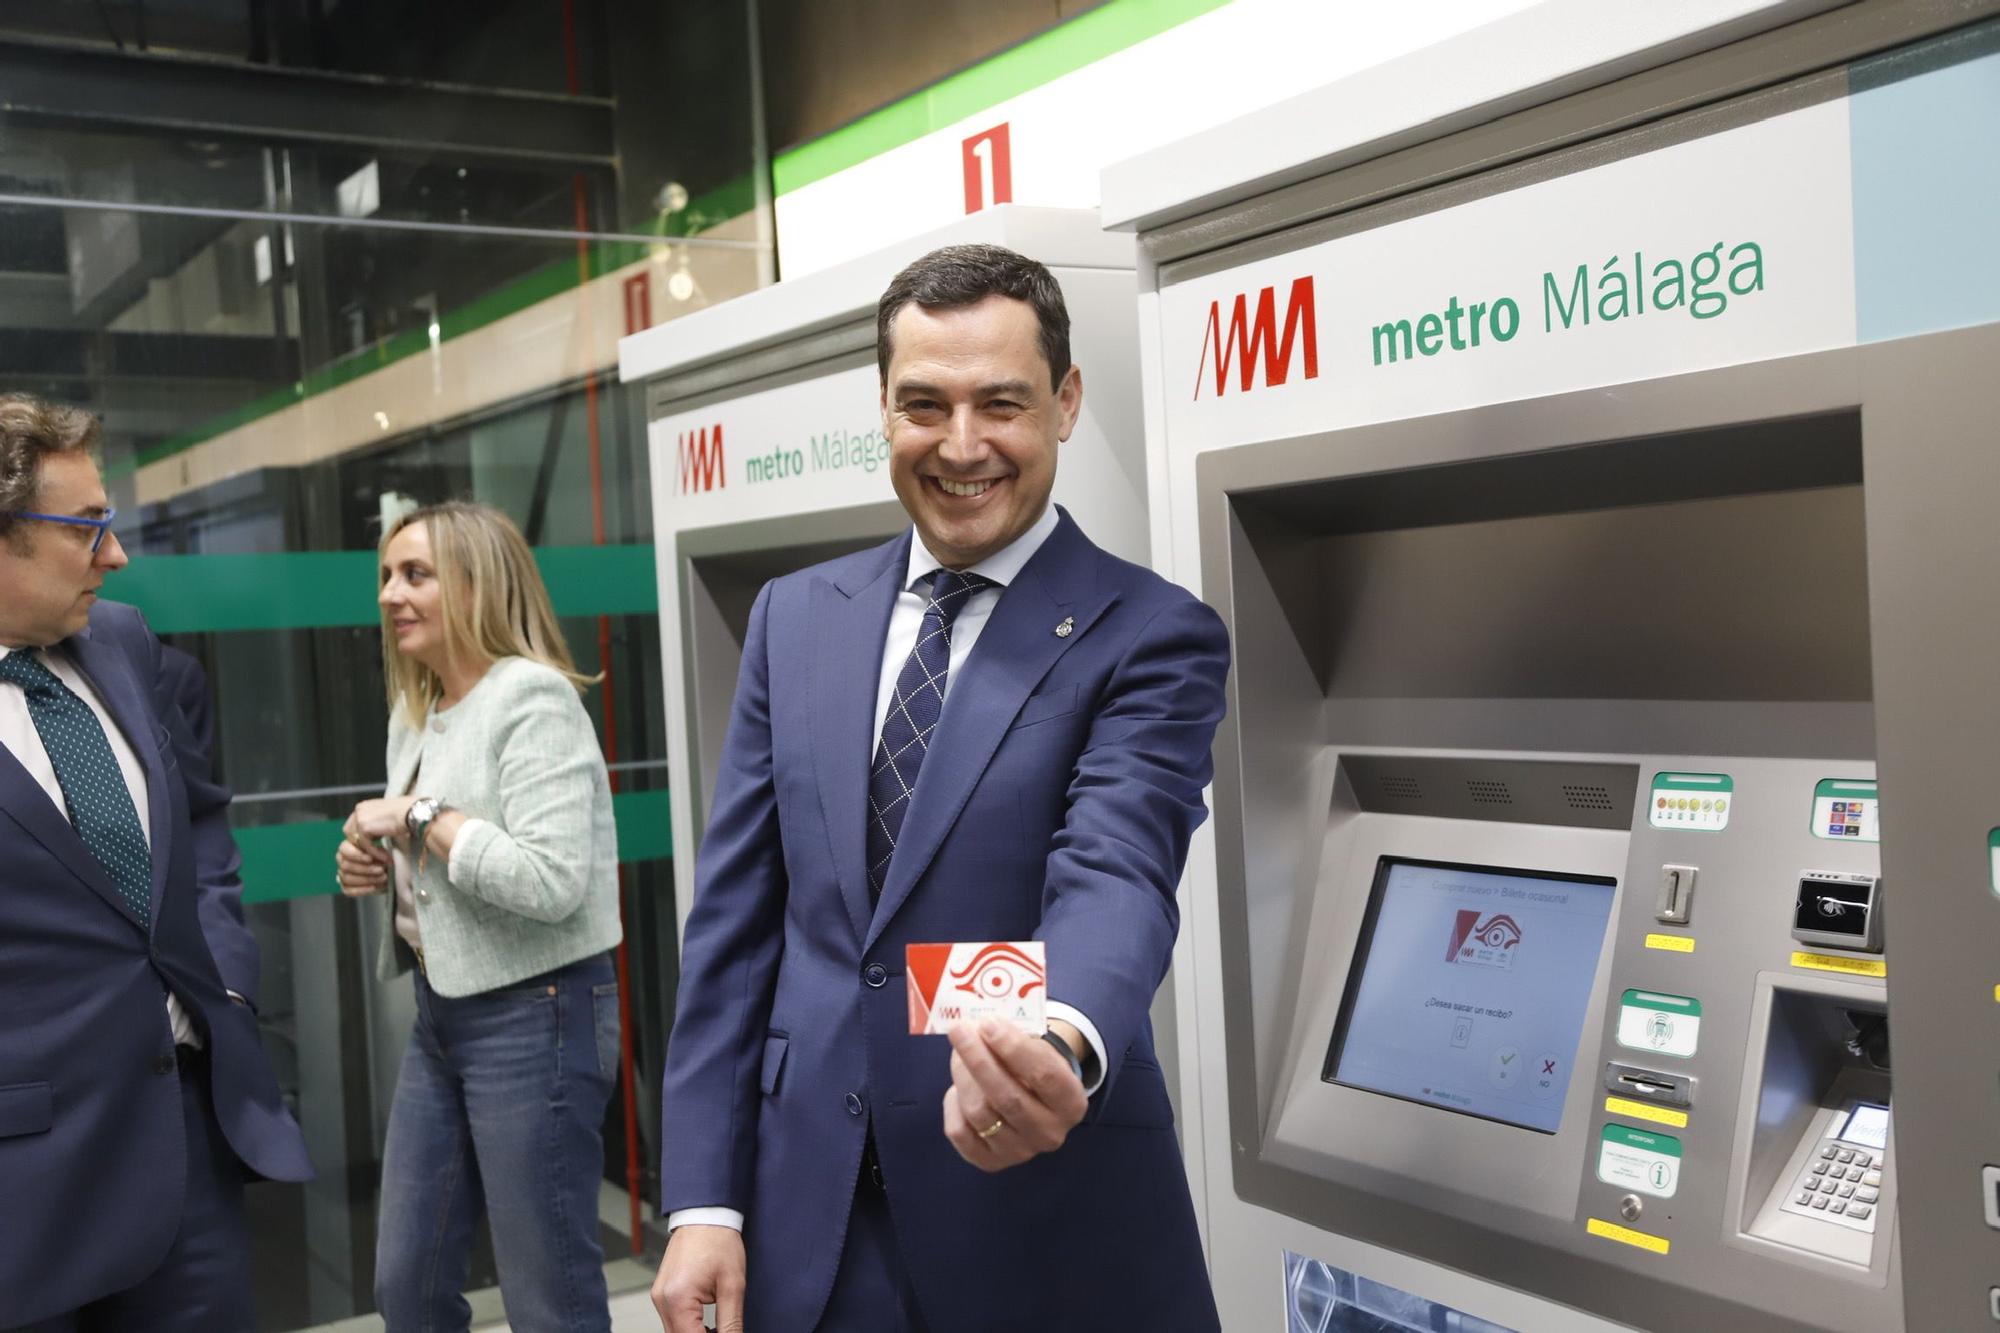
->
[[113, 7, 1216, 483], [113, 4, 1218, 483], [110, 545, 657, 633], [238, 788, 673, 905], [771, 0, 1230, 196]]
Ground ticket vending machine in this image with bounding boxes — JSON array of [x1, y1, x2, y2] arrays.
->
[[616, 204, 1175, 1089], [1107, 10, 2000, 1332], [1191, 370, 1922, 1332]]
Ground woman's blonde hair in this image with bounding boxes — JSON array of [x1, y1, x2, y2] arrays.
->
[[378, 500, 598, 725]]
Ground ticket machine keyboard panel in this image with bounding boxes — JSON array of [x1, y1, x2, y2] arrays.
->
[[1781, 1127, 1886, 1234]]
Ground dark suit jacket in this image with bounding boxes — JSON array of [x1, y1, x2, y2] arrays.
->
[[155, 641, 259, 1004], [658, 509, 1228, 1331], [0, 602, 311, 1327]]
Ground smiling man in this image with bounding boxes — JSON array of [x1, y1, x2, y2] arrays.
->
[[651, 246, 1229, 1332], [880, 285, 1074, 571], [0, 395, 310, 1331]]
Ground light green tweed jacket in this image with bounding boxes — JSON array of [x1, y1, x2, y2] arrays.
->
[[376, 655, 622, 997]]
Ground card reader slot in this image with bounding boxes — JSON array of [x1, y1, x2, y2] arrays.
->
[[1605, 1061, 1694, 1107]]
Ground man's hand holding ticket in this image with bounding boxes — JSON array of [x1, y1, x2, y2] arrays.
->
[[914, 940, 1090, 1172]]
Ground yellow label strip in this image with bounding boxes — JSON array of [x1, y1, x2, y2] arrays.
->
[[1605, 1096, 1689, 1129], [1993, 984, 2000, 1003], [1587, 1218, 1671, 1255], [1644, 933, 1696, 953], [1790, 951, 1887, 978]]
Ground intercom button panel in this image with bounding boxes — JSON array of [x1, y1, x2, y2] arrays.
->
[[1779, 1102, 1890, 1234]]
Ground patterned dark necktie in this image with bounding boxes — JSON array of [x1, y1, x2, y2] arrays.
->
[[0, 650, 152, 925], [866, 569, 992, 900]]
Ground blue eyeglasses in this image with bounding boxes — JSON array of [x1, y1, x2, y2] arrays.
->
[[14, 508, 118, 553]]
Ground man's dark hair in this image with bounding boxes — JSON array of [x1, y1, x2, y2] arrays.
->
[[0, 393, 100, 549], [876, 244, 1071, 389]]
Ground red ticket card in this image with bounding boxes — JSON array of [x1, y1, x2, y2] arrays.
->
[[906, 940, 1047, 1035]]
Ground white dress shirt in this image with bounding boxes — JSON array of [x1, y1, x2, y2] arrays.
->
[[671, 506, 1110, 1233], [0, 644, 198, 1047], [868, 502, 1059, 749]]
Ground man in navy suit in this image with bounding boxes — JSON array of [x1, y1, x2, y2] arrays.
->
[[651, 246, 1228, 1331], [0, 395, 312, 1331]]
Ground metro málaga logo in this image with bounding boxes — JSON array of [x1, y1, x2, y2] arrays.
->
[[1192, 275, 1319, 399], [1445, 910, 1522, 970], [677, 425, 725, 494]]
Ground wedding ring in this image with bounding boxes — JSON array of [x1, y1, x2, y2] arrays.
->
[[976, 1117, 1005, 1140]]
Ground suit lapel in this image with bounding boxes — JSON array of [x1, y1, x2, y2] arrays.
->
[[0, 738, 141, 929], [811, 534, 910, 945], [0, 632, 157, 933], [866, 514, 1116, 952]]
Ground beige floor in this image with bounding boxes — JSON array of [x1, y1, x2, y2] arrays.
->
[[313, 1182, 661, 1332], [604, 1285, 661, 1331], [316, 1257, 656, 1333], [471, 1271, 657, 1331]]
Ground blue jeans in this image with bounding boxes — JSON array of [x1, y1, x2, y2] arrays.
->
[[375, 952, 620, 1333]]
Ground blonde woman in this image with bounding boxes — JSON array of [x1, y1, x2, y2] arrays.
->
[[334, 501, 622, 1332]]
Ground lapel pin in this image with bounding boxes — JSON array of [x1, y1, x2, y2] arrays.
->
[[1054, 616, 1074, 638]]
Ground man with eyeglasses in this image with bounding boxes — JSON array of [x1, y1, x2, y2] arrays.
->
[[0, 394, 310, 1332]]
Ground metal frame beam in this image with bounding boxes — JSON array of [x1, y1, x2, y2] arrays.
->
[[0, 37, 615, 165], [0, 329, 299, 383]]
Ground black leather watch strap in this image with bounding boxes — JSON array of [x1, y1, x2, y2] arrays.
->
[[1077, 1038, 1102, 1089], [1040, 1029, 1085, 1083]]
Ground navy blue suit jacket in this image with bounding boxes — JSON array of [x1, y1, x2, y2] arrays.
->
[[659, 510, 1228, 1331], [0, 602, 311, 1327]]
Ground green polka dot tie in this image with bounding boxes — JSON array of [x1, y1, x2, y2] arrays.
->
[[0, 650, 152, 926]]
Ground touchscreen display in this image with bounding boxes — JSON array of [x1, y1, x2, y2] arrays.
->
[[1840, 1103, 1890, 1151], [1325, 858, 1617, 1134]]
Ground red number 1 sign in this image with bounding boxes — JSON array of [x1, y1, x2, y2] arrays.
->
[[962, 123, 1013, 214]]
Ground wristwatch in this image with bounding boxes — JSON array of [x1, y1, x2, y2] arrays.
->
[[1040, 1029, 1085, 1084], [405, 796, 448, 842]]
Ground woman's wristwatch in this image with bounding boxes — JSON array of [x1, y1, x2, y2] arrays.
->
[[405, 796, 449, 845]]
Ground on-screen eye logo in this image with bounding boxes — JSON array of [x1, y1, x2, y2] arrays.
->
[[677, 424, 725, 494], [949, 942, 1046, 1000], [1193, 274, 1319, 400], [1445, 910, 1523, 969]]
